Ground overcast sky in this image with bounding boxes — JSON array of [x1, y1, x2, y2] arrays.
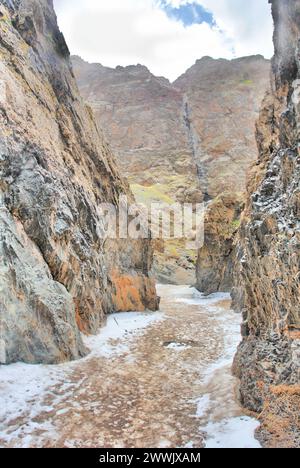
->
[[53, 0, 274, 81]]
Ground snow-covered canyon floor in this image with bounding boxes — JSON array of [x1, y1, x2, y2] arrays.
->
[[0, 285, 260, 448]]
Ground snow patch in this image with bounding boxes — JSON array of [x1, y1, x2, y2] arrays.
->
[[165, 342, 191, 351], [0, 310, 163, 447], [83, 311, 163, 357], [0, 363, 67, 447], [173, 286, 230, 307], [203, 417, 261, 449], [195, 395, 210, 418], [169, 285, 261, 449], [201, 308, 242, 385], [183, 441, 194, 448]]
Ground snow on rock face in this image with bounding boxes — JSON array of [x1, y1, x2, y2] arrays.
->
[[232, 0, 300, 418]]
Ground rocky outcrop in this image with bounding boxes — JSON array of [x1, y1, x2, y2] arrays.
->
[[256, 384, 300, 448], [196, 193, 244, 295], [0, 0, 158, 365], [72, 55, 270, 288], [175, 56, 270, 294], [233, 0, 300, 420]]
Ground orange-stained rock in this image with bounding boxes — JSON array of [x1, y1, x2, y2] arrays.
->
[[0, 0, 158, 365], [110, 271, 160, 313]]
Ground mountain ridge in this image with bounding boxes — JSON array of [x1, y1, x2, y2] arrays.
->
[[72, 53, 270, 286]]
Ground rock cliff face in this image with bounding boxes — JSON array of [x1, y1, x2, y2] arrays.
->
[[72, 57, 201, 285], [0, 0, 158, 365], [174, 56, 270, 199], [175, 56, 270, 293], [233, 0, 300, 417], [72, 58, 200, 202], [72, 55, 270, 288], [196, 193, 244, 295]]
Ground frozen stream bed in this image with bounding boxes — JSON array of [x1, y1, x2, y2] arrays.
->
[[0, 285, 260, 448]]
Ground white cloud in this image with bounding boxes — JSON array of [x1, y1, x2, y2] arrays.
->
[[53, 0, 274, 81], [199, 0, 274, 58]]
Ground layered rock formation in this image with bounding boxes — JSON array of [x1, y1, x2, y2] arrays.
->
[[0, 0, 158, 365], [72, 55, 270, 288], [233, 0, 300, 421]]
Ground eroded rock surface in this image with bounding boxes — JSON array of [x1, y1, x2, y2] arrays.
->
[[0, 0, 158, 365], [72, 57, 201, 285], [175, 56, 270, 199], [72, 55, 270, 288], [233, 0, 300, 423], [196, 193, 244, 295], [175, 56, 270, 294]]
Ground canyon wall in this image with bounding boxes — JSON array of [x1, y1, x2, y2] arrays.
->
[[174, 56, 270, 200], [175, 56, 270, 293], [0, 0, 158, 365], [196, 193, 244, 295], [72, 57, 201, 285], [73, 56, 270, 289], [233, 0, 300, 417]]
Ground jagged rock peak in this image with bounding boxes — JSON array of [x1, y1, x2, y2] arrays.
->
[[175, 54, 270, 84]]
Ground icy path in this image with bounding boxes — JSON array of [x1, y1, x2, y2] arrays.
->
[[0, 285, 260, 448]]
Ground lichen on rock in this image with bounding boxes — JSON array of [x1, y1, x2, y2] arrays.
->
[[233, 0, 300, 427]]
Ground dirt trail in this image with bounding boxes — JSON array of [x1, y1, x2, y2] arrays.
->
[[0, 285, 260, 448]]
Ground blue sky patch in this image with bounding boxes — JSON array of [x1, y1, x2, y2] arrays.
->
[[158, 1, 215, 27]]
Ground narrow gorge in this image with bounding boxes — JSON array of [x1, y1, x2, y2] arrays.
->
[[0, 0, 299, 451], [72, 54, 270, 289]]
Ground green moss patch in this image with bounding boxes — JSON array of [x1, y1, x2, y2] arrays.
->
[[241, 79, 253, 86], [131, 183, 174, 205]]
